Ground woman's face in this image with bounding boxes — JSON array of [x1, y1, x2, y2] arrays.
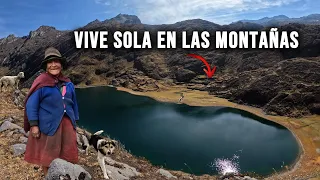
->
[[46, 59, 62, 76]]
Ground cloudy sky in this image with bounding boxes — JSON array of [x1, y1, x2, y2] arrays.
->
[[0, 0, 319, 38]]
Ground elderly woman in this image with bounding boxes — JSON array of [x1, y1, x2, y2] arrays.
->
[[24, 47, 79, 176]]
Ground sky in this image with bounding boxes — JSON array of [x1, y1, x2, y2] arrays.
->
[[0, 0, 319, 38]]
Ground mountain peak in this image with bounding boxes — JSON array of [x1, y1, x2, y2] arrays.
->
[[28, 26, 59, 39], [304, 14, 320, 19], [172, 19, 221, 30], [273, 15, 289, 19], [109, 14, 142, 24], [0, 34, 18, 45], [85, 19, 101, 27], [36, 25, 57, 31]]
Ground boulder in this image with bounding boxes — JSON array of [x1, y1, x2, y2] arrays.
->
[[12, 144, 26, 156], [46, 158, 91, 180], [19, 136, 28, 144], [13, 90, 25, 107], [156, 168, 177, 179], [0, 121, 23, 132], [103, 157, 140, 180], [76, 133, 89, 152], [18, 128, 29, 137]]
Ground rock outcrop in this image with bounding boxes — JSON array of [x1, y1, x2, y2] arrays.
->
[[46, 158, 92, 180], [218, 172, 258, 180], [0, 119, 29, 157], [103, 157, 141, 180], [0, 120, 23, 132], [207, 57, 320, 117], [157, 168, 178, 179], [12, 90, 26, 108]]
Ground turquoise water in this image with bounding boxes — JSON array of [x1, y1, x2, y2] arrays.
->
[[76, 86, 300, 176]]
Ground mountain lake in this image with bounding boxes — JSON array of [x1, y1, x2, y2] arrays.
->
[[76, 86, 300, 176]]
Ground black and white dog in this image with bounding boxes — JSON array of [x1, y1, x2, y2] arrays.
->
[[87, 130, 117, 179]]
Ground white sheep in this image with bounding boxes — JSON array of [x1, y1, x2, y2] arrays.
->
[[0, 72, 25, 92]]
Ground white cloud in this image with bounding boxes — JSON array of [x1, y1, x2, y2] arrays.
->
[[135, 0, 300, 24], [95, 0, 116, 6], [95, 0, 301, 24]]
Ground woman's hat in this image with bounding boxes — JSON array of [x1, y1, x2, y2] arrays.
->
[[41, 47, 67, 69]]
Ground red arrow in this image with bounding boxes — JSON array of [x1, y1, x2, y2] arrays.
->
[[187, 54, 216, 78]]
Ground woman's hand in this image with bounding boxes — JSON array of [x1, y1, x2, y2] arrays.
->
[[31, 126, 40, 138]]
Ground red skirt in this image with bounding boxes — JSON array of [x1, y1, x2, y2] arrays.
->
[[24, 115, 78, 167]]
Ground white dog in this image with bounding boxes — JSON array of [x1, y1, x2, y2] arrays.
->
[[88, 130, 117, 179], [0, 72, 24, 92]]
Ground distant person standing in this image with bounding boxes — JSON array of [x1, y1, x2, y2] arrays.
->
[[179, 93, 184, 103], [23, 47, 79, 177]]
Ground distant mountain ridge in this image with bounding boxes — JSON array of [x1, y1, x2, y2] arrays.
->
[[2, 13, 320, 40], [239, 14, 320, 26], [0, 13, 320, 118]]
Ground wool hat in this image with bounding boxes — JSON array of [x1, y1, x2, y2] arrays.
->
[[41, 47, 67, 70]]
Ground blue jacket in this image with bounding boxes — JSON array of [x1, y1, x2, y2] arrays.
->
[[26, 82, 79, 136]]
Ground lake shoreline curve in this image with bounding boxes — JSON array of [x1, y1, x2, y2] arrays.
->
[[74, 84, 320, 179]]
